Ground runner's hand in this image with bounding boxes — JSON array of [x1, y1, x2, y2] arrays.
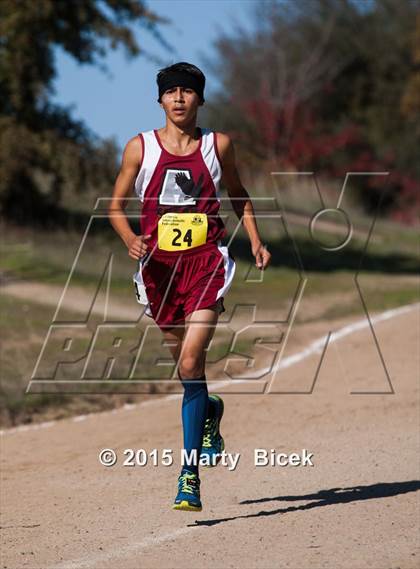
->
[[127, 234, 151, 260], [252, 242, 271, 270]]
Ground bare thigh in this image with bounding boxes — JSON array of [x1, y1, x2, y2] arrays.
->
[[184, 303, 220, 349], [177, 302, 221, 378], [161, 300, 222, 378]]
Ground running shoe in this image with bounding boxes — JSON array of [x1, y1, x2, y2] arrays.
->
[[200, 395, 225, 467], [172, 470, 202, 511]]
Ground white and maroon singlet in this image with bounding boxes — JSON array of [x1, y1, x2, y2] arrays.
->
[[132, 127, 236, 329], [134, 127, 227, 255]]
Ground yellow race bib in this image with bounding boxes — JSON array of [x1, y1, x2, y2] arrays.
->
[[158, 213, 208, 252]]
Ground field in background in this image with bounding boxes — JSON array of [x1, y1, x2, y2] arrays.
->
[[0, 206, 418, 428]]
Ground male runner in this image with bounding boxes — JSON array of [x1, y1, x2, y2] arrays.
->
[[109, 62, 271, 511]]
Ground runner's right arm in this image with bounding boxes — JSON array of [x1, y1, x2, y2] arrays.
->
[[108, 136, 151, 260]]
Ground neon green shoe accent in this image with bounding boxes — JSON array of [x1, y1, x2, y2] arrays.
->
[[172, 500, 202, 512], [201, 395, 225, 467], [173, 471, 202, 511]]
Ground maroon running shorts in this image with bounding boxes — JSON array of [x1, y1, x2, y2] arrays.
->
[[133, 241, 236, 330]]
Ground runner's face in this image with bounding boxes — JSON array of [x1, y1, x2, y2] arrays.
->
[[160, 86, 202, 124]]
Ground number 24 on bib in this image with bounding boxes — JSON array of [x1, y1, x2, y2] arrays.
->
[[158, 213, 208, 251]]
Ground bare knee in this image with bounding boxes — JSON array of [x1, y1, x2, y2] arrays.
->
[[179, 354, 204, 379]]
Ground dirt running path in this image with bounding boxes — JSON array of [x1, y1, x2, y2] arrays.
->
[[1, 306, 419, 569], [0, 280, 136, 320]]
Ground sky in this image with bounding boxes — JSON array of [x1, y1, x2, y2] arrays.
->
[[51, 0, 256, 150]]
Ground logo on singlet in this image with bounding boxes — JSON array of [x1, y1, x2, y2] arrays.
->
[[191, 214, 204, 225], [159, 168, 204, 205]]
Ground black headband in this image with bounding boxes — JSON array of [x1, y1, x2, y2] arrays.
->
[[157, 71, 205, 103]]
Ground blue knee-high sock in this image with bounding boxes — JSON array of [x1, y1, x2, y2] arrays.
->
[[180, 374, 208, 476]]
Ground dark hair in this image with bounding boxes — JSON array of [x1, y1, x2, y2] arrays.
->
[[156, 61, 206, 102]]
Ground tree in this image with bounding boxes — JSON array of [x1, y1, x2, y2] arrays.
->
[[204, 0, 420, 220], [0, 0, 167, 225]]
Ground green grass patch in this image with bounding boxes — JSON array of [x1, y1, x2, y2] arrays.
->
[[1, 219, 418, 427]]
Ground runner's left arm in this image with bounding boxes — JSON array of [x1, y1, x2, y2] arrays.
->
[[217, 133, 271, 270]]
